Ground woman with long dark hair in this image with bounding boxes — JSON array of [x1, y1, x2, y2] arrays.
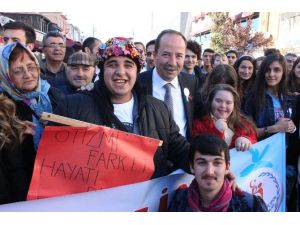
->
[[288, 57, 300, 96], [243, 53, 298, 211], [243, 53, 296, 139], [0, 94, 27, 204], [234, 55, 256, 105]]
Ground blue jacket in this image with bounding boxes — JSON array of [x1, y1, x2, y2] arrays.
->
[[242, 92, 296, 130], [242, 91, 298, 165]]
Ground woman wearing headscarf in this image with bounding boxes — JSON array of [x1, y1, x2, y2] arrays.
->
[[0, 42, 63, 191]]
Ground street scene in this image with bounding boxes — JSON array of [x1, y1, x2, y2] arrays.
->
[[0, 6, 299, 224]]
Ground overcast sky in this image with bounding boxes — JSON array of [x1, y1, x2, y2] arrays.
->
[[2, 0, 299, 44], [65, 10, 181, 44]]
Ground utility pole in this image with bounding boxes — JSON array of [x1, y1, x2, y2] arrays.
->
[[92, 25, 97, 37]]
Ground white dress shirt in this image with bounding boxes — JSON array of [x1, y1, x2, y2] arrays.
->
[[152, 68, 187, 137]]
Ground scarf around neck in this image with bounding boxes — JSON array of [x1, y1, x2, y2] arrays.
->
[[0, 42, 53, 149], [187, 178, 232, 212]]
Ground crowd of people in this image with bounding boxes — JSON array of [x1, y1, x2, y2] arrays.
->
[[0, 21, 300, 212]]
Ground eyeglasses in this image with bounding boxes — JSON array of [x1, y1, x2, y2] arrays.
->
[[43, 43, 66, 49], [11, 66, 39, 77]]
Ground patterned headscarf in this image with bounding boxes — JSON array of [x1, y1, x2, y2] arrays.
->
[[98, 37, 145, 72], [0, 42, 53, 149]]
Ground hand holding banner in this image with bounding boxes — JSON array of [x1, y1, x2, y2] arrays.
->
[[27, 126, 160, 200]]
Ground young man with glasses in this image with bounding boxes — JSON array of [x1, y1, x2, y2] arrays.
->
[[40, 31, 69, 94]]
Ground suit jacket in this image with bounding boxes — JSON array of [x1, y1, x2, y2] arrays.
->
[[138, 69, 199, 141]]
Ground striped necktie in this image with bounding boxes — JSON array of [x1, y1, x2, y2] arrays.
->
[[164, 83, 174, 117]]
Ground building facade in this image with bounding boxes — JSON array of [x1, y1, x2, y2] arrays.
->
[[186, 12, 300, 55], [0, 12, 82, 50]]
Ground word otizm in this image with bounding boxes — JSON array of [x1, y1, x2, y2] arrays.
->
[[135, 184, 188, 212], [54, 128, 119, 151]]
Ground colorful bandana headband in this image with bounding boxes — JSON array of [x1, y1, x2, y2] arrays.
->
[[98, 37, 145, 68]]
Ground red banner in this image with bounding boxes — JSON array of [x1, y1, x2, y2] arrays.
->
[[27, 126, 160, 200]]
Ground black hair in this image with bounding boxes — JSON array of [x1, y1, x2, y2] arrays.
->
[[203, 48, 215, 55], [134, 42, 146, 52], [252, 53, 288, 114], [189, 134, 230, 165], [285, 53, 297, 58], [146, 39, 156, 51], [264, 48, 281, 57], [155, 29, 186, 53], [186, 40, 202, 60], [226, 49, 238, 57], [82, 37, 100, 52], [63, 46, 75, 63], [42, 31, 65, 47], [233, 55, 256, 98], [288, 57, 300, 93], [3, 21, 36, 44]]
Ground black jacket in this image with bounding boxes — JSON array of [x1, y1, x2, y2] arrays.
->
[[138, 69, 199, 141], [1, 87, 64, 194], [54, 80, 190, 178], [0, 141, 28, 204]]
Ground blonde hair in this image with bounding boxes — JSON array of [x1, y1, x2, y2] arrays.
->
[[0, 94, 25, 149]]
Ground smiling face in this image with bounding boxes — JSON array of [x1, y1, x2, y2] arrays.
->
[[238, 60, 254, 81], [184, 49, 198, 72], [154, 33, 186, 82], [211, 90, 234, 120], [9, 51, 39, 93], [43, 36, 66, 62], [294, 61, 300, 79], [265, 61, 283, 90], [66, 65, 95, 88], [103, 56, 137, 103]]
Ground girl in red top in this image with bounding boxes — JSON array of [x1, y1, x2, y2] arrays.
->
[[192, 84, 257, 151]]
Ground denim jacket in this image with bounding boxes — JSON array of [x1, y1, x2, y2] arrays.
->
[[242, 92, 296, 129]]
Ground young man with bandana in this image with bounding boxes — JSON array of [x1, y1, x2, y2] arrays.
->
[[54, 37, 190, 178], [168, 134, 268, 212]]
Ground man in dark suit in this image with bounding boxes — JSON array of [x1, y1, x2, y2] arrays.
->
[[138, 29, 199, 141]]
